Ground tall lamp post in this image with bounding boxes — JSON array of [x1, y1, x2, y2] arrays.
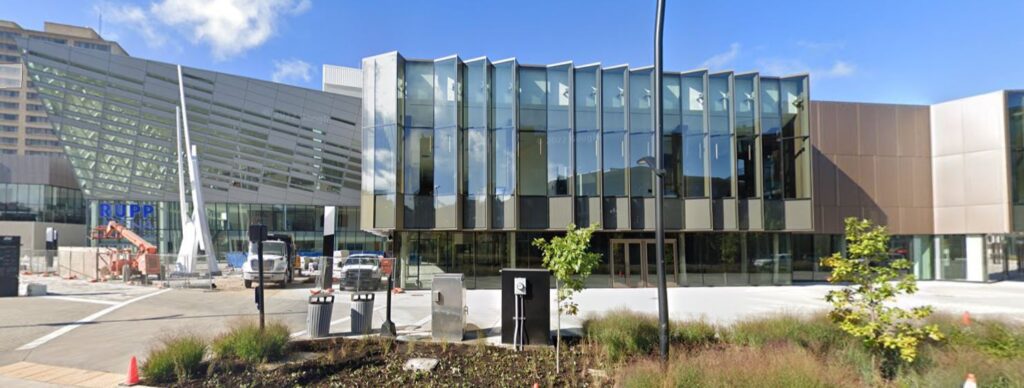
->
[[651, 0, 671, 363]]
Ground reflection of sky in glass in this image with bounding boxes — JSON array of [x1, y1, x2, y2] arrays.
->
[[0, 64, 21, 89]]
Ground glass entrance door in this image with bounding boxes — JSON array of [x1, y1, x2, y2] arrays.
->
[[611, 239, 676, 288]]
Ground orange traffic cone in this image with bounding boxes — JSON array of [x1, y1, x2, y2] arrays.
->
[[963, 373, 977, 388], [962, 311, 971, 326], [125, 356, 140, 386]]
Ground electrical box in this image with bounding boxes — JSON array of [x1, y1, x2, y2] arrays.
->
[[501, 269, 550, 345], [514, 277, 527, 295], [431, 273, 466, 342]]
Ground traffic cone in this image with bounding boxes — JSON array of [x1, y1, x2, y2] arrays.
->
[[125, 356, 140, 386], [962, 311, 971, 326], [963, 373, 977, 388]]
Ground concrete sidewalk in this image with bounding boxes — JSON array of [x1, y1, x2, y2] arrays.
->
[[0, 362, 124, 387]]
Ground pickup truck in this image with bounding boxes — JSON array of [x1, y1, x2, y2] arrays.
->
[[333, 253, 385, 291]]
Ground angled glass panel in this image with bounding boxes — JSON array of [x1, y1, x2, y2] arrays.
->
[[735, 74, 757, 198], [662, 73, 683, 197], [602, 67, 627, 197], [464, 60, 489, 197], [518, 66, 546, 132], [709, 73, 733, 198], [574, 65, 600, 197], [629, 69, 654, 197], [492, 61, 516, 196], [760, 77, 782, 200], [547, 64, 572, 196], [781, 75, 810, 199], [682, 71, 707, 198]]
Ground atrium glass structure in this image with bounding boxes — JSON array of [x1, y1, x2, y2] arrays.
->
[[17, 37, 382, 256], [362, 52, 812, 288]]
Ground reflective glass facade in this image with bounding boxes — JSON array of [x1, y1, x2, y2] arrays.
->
[[0, 182, 85, 223], [362, 52, 813, 233], [361, 52, 817, 289], [16, 37, 382, 256]]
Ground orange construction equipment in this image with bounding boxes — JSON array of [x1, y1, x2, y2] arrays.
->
[[92, 220, 160, 276]]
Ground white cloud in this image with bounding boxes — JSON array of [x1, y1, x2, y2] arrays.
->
[[823, 60, 855, 78], [150, 0, 311, 60], [271, 59, 311, 84], [94, 2, 167, 48], [700, 43, 740, 70]]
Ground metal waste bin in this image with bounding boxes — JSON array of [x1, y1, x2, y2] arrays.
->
[[315, 256, 333, 290], [432, 273, 466, 342], [307, 294, 334, 338], [350, 293, 375, 334]]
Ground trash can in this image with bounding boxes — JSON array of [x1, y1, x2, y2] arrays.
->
[[316, 256, 333, 290], [307, 294, 334, 338], [350, 293, 375, 335]]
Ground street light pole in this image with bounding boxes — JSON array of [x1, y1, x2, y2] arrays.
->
[[653, 0, 670, 363]]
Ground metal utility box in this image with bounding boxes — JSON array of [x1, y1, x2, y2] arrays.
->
[[0, 236, 20, 297], [431, 273, 466, 342], [501, 269, 550, 345]]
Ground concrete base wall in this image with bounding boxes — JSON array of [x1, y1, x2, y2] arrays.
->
[[0, 221, 86, 251]]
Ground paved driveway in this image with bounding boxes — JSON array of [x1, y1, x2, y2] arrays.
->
[[0, 275, 1021, 376]]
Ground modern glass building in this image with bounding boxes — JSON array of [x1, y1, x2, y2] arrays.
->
[[360, 52, 1023, 289], [14, 36, 382, 257], [361, 52, 814, 289]]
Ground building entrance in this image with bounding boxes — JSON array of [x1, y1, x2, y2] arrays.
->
[[610, 239, 676, 288]]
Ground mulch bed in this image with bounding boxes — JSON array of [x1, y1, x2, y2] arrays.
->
[[170, 337, 605, 387]]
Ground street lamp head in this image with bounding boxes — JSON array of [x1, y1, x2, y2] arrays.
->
[[636, 156, 665, 177]]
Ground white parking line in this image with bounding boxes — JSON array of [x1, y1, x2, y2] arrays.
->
[[17, 289, 172, 351], [40, 296, 120, 306]]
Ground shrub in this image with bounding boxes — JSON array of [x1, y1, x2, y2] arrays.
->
[[583, 310, 659, 363], [896, 346, 1024, 386], [728, 314, 849, 355], [141, 334, 207, 384], [619, 344, 861, 387], [212, 320, 290, 363], [670, 319, 719, 350]]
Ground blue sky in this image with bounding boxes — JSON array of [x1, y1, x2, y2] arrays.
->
[[5, 0, 1023, 104]]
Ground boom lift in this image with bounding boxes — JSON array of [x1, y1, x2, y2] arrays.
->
[[91, 220, 161, 277]]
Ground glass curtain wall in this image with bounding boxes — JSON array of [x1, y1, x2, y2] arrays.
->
[[1009, 92, 1024, 231], [574, 65, 600, 225], [518, 66, 548, 228], [628, 69, 654, 198], [709, 73, 733, 198], [662, 73, 683, 197], [463, 59, 489, 228], [0, 183, 86, 223], [682, 71, 707, 198], [547, 64, 572, 197], [781, 76, 811, 199], [403, 61, 435, 228], [491, 61, 516, 228], [760, 77, 784, 229], [602, 67, 628, 198], [735, 74, 757, 199], [939, 235, 967, 280], [433, 58, 460, 229]]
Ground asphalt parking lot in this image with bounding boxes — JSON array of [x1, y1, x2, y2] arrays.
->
[[0, 274, 1021, 379]]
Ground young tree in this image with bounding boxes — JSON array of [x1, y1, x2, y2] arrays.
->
[[533, 223, 602, 373], [822, 218, 943, 380]]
